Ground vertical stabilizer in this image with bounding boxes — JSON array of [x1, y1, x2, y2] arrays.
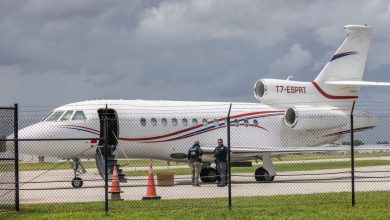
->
[[315, 25, 372, 84], [311, 25, 372, 107]]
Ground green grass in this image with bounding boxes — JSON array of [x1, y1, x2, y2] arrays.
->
[[19, 160, 173, 171], [280, 151, 390, 161], [19, 161, 96, 171], [272, 159, 390, 172], [18, 152, 390, 172], [1, 192, 390, 219], [125, 159, 390, 176]]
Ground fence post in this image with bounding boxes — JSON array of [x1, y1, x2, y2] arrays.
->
[[14, 103, 19, 212], [104, 105, 109, 213], [350, 101, 356, 207], [227, 103, 232, 209]]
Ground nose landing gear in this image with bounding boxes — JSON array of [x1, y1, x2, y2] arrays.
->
[[70, 158, 86, 188], [72, 177, 83, 188]]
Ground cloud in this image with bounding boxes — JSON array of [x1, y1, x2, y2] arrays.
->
[[135, 0, 289, 47], [21, 0, 111, 20], [269, 43, 313, 74], [0, 0, 390, 108]]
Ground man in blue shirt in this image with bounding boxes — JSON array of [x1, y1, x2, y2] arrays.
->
[[214, 138, 227, 187]]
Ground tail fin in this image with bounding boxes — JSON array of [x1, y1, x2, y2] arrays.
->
[[312, 25, 372, 108], [315, 25, 372, 84]]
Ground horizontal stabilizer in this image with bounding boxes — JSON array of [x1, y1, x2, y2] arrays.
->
[[325, 81, 390, 87]]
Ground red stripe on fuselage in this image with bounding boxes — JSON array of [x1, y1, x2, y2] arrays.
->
[[120, 124, 203, 141], [141, 124, 269, 143], [119, 110, 283, 141], [230, 111, 284, 120], [312, 81, 358, 99], [62, 125, 99, 132]]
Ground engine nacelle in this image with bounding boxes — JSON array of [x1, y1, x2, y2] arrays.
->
[[254, 79, 311, 105], [284, 106, 349, 130]]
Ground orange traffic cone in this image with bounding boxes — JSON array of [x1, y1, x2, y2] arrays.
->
[[142, 164, 161, 200], [109, 161, 123, 200]]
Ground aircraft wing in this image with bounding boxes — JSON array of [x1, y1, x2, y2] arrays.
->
[[325, 80, 390, 86], [174, 145, 390, 161], [201, 144, 390, 155]]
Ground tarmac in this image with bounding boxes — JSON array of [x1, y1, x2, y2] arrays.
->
[[16, 162, 390, 204]]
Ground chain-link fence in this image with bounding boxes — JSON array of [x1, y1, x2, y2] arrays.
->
[[1, 102, 390, 213], [0, 105, 18, 212]]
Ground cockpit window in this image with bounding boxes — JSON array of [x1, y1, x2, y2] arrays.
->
[[45, 111, 65, 121], [43, 112, 54, 121], [60, 111, 74, 121], [72, 111, 87, 121]]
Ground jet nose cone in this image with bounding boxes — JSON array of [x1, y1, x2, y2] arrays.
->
[[18, 122, 53, 140], [16, 122, 53, 156]]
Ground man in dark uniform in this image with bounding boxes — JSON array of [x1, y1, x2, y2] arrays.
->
[[187, 140, 203, 186], [214, 138, 227, 187]]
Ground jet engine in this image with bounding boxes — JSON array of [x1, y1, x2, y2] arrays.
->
[[254, 79, 311, 105], [284, 106, 349, 130]]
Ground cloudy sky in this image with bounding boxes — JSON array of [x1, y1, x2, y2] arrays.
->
[[0, 0, 390, 108]]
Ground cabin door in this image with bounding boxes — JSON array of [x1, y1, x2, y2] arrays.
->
[[97, 108, 119, 147]]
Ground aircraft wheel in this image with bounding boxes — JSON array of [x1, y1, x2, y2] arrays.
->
[[200, 168, 218, 183], [72, 177, 83, 188], [255, 167, 274, 182]]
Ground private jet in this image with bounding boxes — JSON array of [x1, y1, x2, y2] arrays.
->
[[16, 25, 390, 188]]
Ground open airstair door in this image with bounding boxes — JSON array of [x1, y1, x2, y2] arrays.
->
[[95, 108, 126, 182], [98, 108, 119, 146]]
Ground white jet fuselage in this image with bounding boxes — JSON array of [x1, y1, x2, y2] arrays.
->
[[18, 99, 377, 162]]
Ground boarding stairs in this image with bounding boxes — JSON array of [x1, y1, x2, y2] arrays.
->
[[96, 146, 127, 183]]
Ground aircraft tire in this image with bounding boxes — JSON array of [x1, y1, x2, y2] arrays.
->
[[72, 177, 83, 188], [255, 167, 274, 182], [200, 168, 218, 183]]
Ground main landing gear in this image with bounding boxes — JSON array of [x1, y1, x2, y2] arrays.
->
[[254, 154, 276, 182], [70, 158, 87, 188], [255, 167, 274, 182], [200, 167, 218, 183], [199, 154, 276, 183]]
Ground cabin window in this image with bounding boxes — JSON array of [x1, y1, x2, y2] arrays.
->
[[45, 111, 65, 121], [73, 111, 86, 121], [60, 111, 74, 121], [192, 118, 198, 126], [214, 119, 219, 127], [140, 118, 146, 126], [253, 119, 259, 126], [172, 118, 178, 126], [243, 119, 249, 127], [182, 118, 188, 127], [151, 118, 157, 126], [202, 118, 208, 126], [162, 118, 168, 127]]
